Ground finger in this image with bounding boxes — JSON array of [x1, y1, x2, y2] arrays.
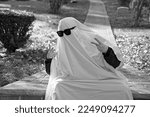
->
[[52, 47, 56, 51], [51, 46, 54, 50], [91, 42, 98, 46], [94, 38, 101, 45], [91, 42, 102, 49], [49, 44, 52, 50], [49, 46, 53, 50], [48, 50, 52, 54], [49, 48, 54, 53]]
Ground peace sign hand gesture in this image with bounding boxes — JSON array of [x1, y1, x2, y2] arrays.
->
[[47, 44, 57, 59], [91, 38, 108, 53]]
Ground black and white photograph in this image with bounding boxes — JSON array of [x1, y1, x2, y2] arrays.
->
[[0, 0, 150, 101]]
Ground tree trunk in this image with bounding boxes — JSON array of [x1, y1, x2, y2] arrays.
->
[[134, 0, 145, 26]]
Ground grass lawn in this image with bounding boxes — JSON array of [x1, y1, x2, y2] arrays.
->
[[0, 0, 90, 87]]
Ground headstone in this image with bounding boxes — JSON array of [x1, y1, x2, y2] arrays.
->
[[116, 7, 131, 18]]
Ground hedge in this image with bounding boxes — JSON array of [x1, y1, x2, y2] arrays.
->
[[0, 10, 35, 53]]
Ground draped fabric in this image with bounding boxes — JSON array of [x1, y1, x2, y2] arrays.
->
[[45, 17, 133, 100]]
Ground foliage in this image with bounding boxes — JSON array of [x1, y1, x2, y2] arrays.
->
[[116, 34, 150, 74], [49, 0, 63, 14], [0, 9, 35, 53]]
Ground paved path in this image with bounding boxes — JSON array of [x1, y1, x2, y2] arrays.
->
[[84, 0, 117, 47], [0, 0, 150, 100]]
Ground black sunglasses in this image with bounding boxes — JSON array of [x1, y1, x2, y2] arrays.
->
[[57, 26, 76, 37]]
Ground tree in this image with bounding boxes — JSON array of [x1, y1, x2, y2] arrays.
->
[[130, 0, 150, 26]]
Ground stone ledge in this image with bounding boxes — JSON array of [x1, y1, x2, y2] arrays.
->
[[0, 71, 150, 100], [132, 91, 150, 100], [0, 71, 48, 100], [0, 95, 44, 100]]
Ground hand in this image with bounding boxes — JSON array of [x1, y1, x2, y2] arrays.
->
[[91, 38, 108, 53], [47, 44, 57, 59]]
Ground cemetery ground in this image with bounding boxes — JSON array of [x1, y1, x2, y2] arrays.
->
[[0, 0, 150, 95]]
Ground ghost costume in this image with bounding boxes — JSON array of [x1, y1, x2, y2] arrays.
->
[[45, 17, 133, 100]]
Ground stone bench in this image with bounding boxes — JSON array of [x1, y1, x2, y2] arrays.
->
[[0, 70, 150, 100]]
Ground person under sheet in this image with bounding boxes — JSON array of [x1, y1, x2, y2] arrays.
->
[[45, 17, 133, 100]]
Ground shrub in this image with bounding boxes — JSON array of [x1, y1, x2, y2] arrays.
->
[[49, 0, 63, 14], [0, 10, 35, 53]]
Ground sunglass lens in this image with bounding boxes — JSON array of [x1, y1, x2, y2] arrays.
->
[[64, 29, 71, 35], [57, 31, 63, 37]]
